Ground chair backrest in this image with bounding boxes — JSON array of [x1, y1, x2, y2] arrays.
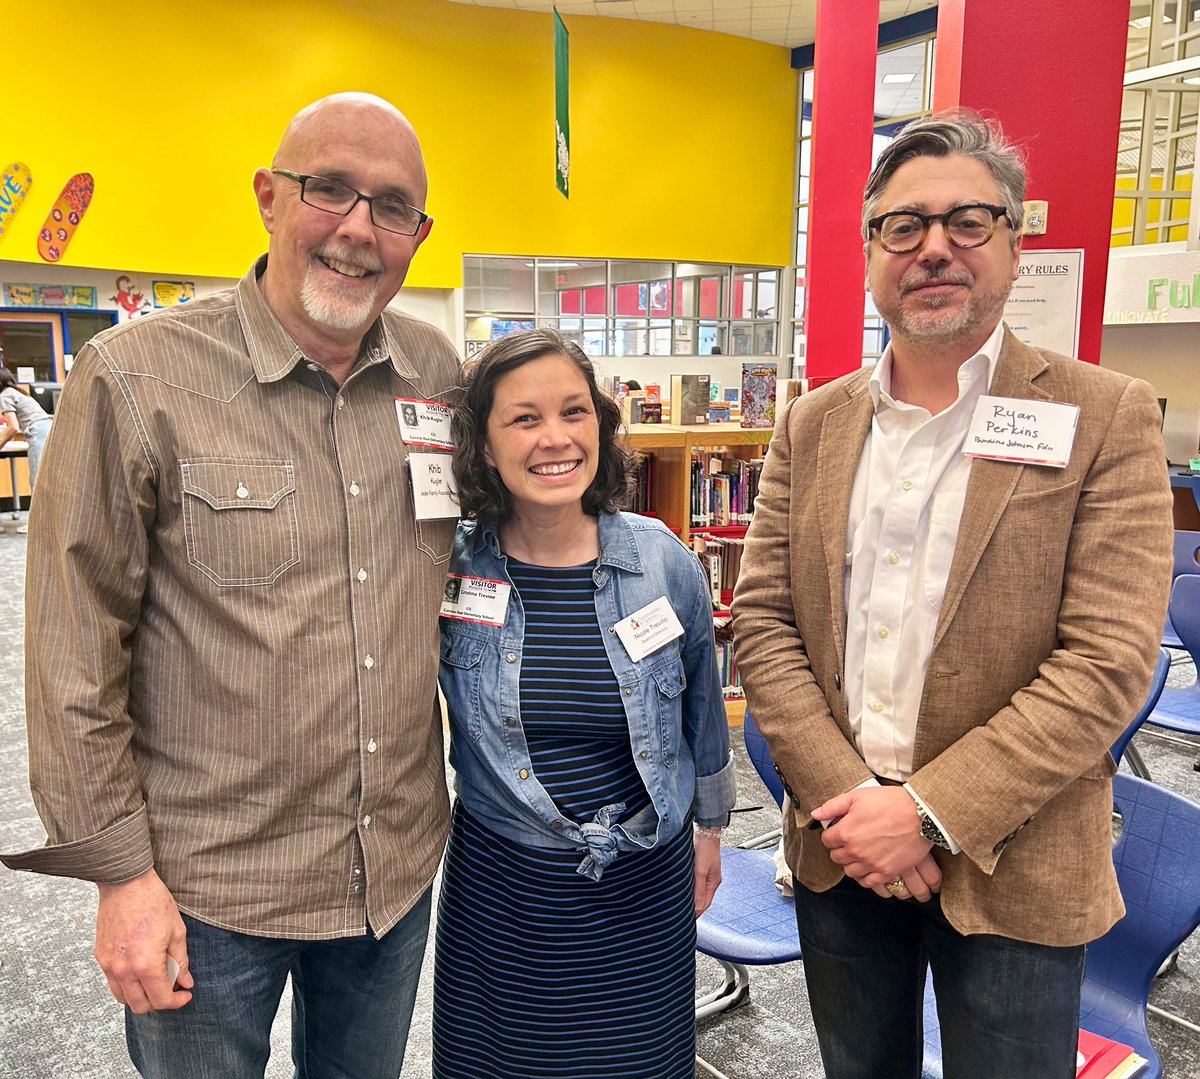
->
[[743, 708, 785, 808], [1109, 647, 1170, 766], [1168, 573, 1200, 663], [1084, 774, 1200, 1002], [1173, 530, 1200, 579]]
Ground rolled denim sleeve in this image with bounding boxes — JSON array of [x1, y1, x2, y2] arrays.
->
[[677, 544, 736, 827]]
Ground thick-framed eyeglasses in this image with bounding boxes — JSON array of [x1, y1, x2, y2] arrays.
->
[[272, 169, 431, 236], [867, 203, 1010, 254]]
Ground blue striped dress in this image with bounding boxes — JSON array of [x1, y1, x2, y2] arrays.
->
[[432, 561, 697, 1078]]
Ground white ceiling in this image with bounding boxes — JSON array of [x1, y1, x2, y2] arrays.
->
[[445, 0, 939, 49]]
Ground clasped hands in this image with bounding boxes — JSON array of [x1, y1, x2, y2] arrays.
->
[[812, 785, 942, 903]]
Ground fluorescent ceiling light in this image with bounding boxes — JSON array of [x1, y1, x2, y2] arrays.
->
[[882, 72, 916, 84], [1185, 76, 1200, 84]]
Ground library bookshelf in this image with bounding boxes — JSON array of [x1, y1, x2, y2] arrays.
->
[[622, 422, 772, 726]]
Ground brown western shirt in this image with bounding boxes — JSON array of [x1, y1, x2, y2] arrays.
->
[[2, 259, 462, 939]]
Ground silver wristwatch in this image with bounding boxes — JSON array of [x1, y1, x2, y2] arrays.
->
[[916, 804, 951, 850]]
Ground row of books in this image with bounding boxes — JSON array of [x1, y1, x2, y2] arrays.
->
[[627, 454, 654, 515], [716, 638, 743, 700], [690, 454, 764, 528], [694, 533, 745, 604]]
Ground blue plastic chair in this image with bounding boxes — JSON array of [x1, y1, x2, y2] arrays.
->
[[1110, 647, 1170, 780], [922, 775, 1200, 1079], [1145, 574, 1200, 743], [695, 710, 801, 1020], [1162, 532, 1200, 649]]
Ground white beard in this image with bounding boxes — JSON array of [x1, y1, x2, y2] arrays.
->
[[300, 268, 381, 331]]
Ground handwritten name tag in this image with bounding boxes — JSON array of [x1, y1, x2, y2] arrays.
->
[[409, 452, 459, 520], [963, 395, 1080, 468], [396, 398, 454, 450], [440, 574, 511, 626], [613, 596, 685, 663]]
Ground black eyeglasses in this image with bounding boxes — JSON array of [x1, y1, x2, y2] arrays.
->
[[272, 169, 431, 236], [867, 203, 1010, 254]]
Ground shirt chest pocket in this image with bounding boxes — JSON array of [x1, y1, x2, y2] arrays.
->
[[180, 459, 300, 587], [439, 629, 488, 741]]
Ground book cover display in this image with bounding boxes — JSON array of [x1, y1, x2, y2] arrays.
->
[[741, 363, 777, 428], [670, 373, 711, 425]]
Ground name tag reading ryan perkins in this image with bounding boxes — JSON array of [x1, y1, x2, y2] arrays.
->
[[963, 395, 1080, 469]]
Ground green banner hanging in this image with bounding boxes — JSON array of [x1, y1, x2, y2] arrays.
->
[[554, 8, 570, 198]]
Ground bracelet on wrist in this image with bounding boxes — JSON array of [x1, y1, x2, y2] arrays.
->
[[693, 823, 725, 839]]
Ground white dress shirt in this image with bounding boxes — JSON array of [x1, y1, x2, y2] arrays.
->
[[842, 321, 1006, 851]]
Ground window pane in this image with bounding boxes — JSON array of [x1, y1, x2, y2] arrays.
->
[[875, 41, 926, 120], [0, 320, 56, 381], [732, 271, 755, 318], [757, 271, 778, 319], [463, 256, 534, 314], [537, 259, 607, 316]]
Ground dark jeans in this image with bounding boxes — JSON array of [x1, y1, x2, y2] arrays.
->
[[793, 877, 1084, 1079], [126, 888, 432, 1079]]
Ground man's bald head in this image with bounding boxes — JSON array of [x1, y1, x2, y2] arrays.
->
[[273, 92, 428, 201]]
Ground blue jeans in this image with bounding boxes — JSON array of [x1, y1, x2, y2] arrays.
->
[[793, 877, 1084, 1079], [126, 888, 432, 1079], [25, 417, 52, 490]]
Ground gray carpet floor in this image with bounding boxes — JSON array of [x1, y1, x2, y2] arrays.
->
[[2, 519, 1198, 1077]]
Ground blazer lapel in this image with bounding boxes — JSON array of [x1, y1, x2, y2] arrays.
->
[[932, 329, 1051, 649], [816, 371, 874, 669]]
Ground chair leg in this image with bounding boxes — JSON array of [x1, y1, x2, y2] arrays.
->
[[695, 960, 752, 1020], [1147, 1003, 1200, 1035], [1124, 742, 1153, 780], [696, 1055, 734, 1078]]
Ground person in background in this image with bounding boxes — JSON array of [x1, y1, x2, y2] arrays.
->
[[434, 327, 735, 1078], [2, 92, 460, 1079], [0, 366, 53, 533], [732, 111, 1173, 1079]]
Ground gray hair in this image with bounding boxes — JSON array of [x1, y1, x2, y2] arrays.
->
[[862, 110, 1027, 248]]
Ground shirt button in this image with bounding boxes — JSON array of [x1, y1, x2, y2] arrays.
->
[[871, 700, 885, 713], [349, 482, 361, 496], [877, 627, 889, 639], [901, 480, 914, 491], [337, 397, 345, 409], [504, 716, 516, 727], [518, 769, 529, 780], [357, 568, 368, 582], [362, 815, 372, 827], [552, 819, 564, 831], [352, 883, 361, 893], [353, 867, 362, 876], [888, 552, 900, 565], [506, 652, 517, 663], [306, 362, 322, 373], [363, 655, 375, 669], [623, 687, 633, 696], [639, 750, 649, 760], [236, 484, 249, 499], [367, 739, 378, 753]]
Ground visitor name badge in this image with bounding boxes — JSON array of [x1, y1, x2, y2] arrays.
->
[[962, 395, 1080, 468], [408, 452, 459, 520], [396, 398, 454, 450], [440, 574, 511, 626], [613, 596, 685, 662]]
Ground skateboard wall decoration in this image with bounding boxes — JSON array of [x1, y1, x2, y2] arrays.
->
[[37, 172, 94, 262], [0, 162, 33, 242]]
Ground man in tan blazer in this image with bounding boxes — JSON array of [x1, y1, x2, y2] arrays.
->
[[732, 112, 1172, 1079]]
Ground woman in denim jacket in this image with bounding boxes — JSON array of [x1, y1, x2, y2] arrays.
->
[[432, 329, 736, 1079]]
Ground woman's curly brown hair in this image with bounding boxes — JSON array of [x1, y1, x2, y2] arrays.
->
[[451, 328, 632, 525]]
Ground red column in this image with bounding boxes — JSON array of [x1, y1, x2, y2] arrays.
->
[[804, 0, 880, 388], [934, 0, 1129, 363]]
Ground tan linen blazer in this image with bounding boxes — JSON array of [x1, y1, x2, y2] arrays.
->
[[731, 329, 1173, 946]]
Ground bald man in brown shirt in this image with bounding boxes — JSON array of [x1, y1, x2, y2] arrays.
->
[[4, 93, 461, 1078]]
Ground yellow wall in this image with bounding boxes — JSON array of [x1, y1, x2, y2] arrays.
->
[[5, 1, 797, 288]]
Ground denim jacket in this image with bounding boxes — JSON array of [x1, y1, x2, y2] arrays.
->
[[439, 511, 736, 878]]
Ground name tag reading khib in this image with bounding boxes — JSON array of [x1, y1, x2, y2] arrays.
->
[[963, 395, 1080, 469], [440, 574, 511, 626], [408, 452, 459, 520], [613, 596, 685, 663], [396, 398, 454, 450]]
